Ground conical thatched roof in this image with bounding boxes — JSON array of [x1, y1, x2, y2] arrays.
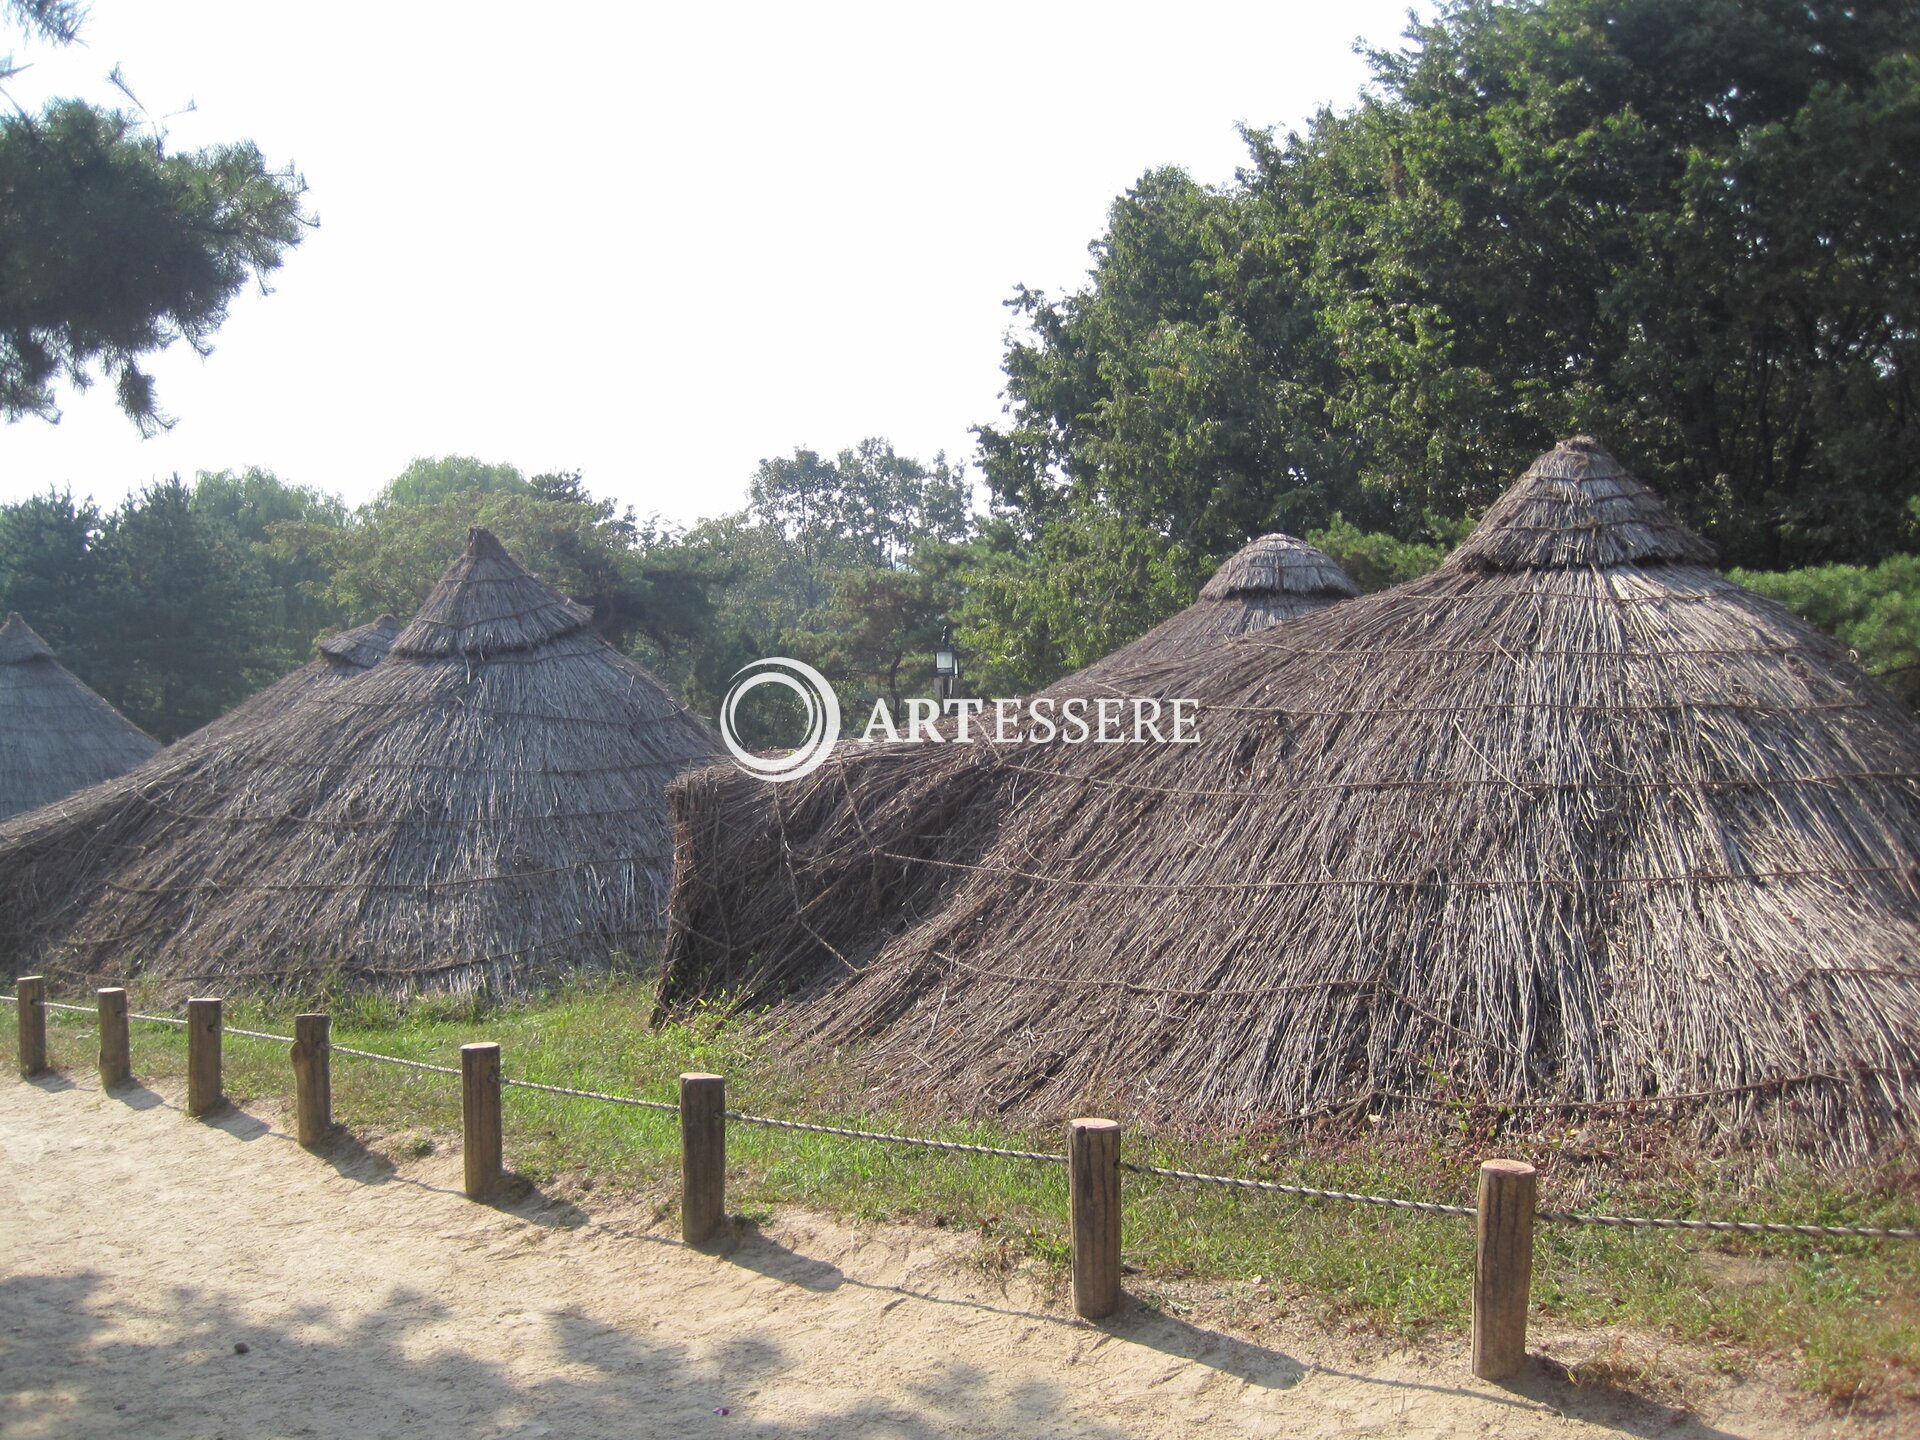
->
[[0, 531, 721, 996], [0, 614, 402, 857], [0, 614, 159, 821], [1068, 534, 1356, 690], [659, 438, 1920, 1156]]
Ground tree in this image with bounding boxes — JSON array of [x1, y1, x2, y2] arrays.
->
[[374, 455, 531, 509], [982, 0, 1920, 572], [744, 440, 972, 618], [815, 544, 966, 718], [191, 468, 350, 672], [0, 487, 102, 672], [0, 0, 313, 435], [89, 478, 280, 739], [976, 164, 1373, 559], [1734, 556, 1920, 707], [274, 469, 707, 657], [1269, 0, 1920, 565], [952, 504, 1211, 696]]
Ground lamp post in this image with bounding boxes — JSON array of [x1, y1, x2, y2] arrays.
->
[[933, 626, 959, 712]]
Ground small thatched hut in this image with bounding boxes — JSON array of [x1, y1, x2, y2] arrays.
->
[[1070, 533, 1356, 690], [0, 530, 721, 996], [659, 438, 1920, 1156], [0, 613, 159, 822]]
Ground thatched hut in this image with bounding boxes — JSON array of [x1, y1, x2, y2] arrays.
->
[[659, 537, 1355, 1028], [0, 613, 159, 822], [0, 530, 721, 996], [659, 438, 1920, 1155], [1070, 533, 1356, 690]]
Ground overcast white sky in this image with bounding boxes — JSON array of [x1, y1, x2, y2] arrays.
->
[[1, 1, 1421, 528]]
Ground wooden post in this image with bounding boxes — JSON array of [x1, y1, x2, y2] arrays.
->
[[186, 997, 223, 1117], [291, 1013, 332, 1148], [97, 987, 130, 1089], [15, 975, 47, 1078], [1069, 1117, 1123, 1320], [461, 1042, 503, 1199], [1472, 1158, 1537, 1381], [679, 1072, 726, 1244]]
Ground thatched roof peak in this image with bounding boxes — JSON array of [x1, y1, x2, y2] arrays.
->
[[1064, 535, 1358, 690], [318, 615, 400, 668], [0, 613, 55, 665], [392, 528, 595, 659], [1199, 533, 1359, 601], [1445, 436, 1715, 575]]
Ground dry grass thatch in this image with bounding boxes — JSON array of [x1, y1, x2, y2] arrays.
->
[[0, 614, 402, 890], [659, 438, 1920, 1157], [1066, 533, 1357, 690], [0, 531, 720, 997], [0, 613, 159, 822]]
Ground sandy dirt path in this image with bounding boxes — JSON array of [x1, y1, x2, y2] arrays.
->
[[0, 1074, 1866, 1439]]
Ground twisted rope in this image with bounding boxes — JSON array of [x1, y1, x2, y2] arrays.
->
[[1536, 1210, 1920, 1239], [725, 1110, 1066, 1165], [329, 1044, 461, 1077], [224, 1024, 296, 1044], [501, 1075, 678, 1113], [1121, 1161, 1475, 1216]]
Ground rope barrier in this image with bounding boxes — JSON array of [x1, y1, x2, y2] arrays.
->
[[329, 1044, 461, 1077], [501, 1075, 678, 1113], [1121, 1160, 1475, 1216], [11, 985, 1920, 1239], [224, 1024, 296, 1045], [1536, 1209, 1920, 1240], [725, 1110, 1067, 1165]]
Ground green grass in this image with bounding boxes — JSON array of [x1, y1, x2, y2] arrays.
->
[[7, 977, 1919, 1409]]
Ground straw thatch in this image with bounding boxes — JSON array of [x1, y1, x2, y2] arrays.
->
[[0, 614, 402, 884], [1068, 533, 1357, 690], [0, 613, 159, 822], [659, 438, 1920, 1156], [0, 530, 721, 996]]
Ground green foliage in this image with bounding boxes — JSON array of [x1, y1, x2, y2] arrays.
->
[[1304, 515, 1456, 593], [813, 543, 966, 717], [88, 478, 283, 739], [977, 168, 1359, 555], [983, 0, 1920, 571], [190, 468, 350, 676], [0, 488, 102, 671], [277, 476, 655, 652], [0, 479, 295, 739], [744, 440, 971, 612], [656, 440, 974, 734], [374, 455, 531, 509], [1733, 557, 1920, 706], [953, 505, 1212, 695], [0, 100, 311, 433]]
